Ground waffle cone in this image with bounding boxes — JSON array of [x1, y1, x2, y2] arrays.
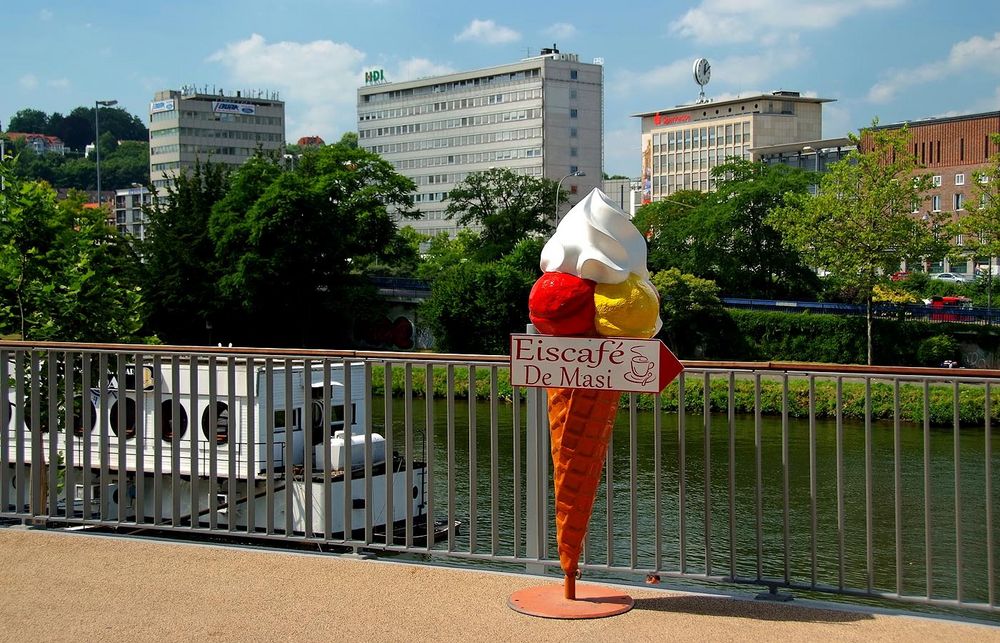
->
[[546, 386, 620, 576]]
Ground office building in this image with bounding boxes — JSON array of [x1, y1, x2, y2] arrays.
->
[[634, 91, 832, 202], [357, 48, 603, 235], [148, 87, 285, 193]]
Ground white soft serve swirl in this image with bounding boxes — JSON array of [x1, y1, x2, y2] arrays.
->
[[539, 188, 649, 284]]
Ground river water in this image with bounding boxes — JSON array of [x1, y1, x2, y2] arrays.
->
[[374, 396, 999, 605]]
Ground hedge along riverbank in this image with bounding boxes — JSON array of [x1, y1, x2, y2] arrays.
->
[[370, 365, 1000, 427]]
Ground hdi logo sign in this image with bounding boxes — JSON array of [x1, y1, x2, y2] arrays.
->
[[365, 69, 385, 84]]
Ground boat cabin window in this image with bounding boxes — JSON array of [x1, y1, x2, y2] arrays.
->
[[201, 401, 229, 444], [161, 399, 188, 442], [110, 397, 137, 439]]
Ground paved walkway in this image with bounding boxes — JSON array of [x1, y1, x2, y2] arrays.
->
[[1, 527, 997, 642]]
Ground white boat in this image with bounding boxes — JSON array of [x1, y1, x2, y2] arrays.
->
[[3, 357, 438, 542]]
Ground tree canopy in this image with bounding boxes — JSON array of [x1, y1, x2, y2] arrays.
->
[[6, 105, 147, 149]]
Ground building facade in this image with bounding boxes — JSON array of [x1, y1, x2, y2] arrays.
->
[[112, 185, 151, 239], [876, 111, 1000, 274], [148, 88, 285, 193], [634, 91, 831, 202], [601, 178, 642, 217], [6, 132, 66, 155], [356, 48, 602, 235]]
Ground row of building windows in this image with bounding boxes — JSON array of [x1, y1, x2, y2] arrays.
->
[[414, 192, 446, 203], [149, 128, 282, 150], [362, 68, 541, 104], [364, 126, 542, 155], [152, 143, 259, 157], [359, 108, 542, 139], [408, 165, 543, 189], [914, 136, 994, 165], [150, 109, 283, 128], [652, 173, 714, 194], [151, 161, 181, 172], [391, 147, 542, 170], [358, 88, 542, 122], [923, 193, 993, 212], [651, 147, 751, 174], [652, 122, 752, 152]]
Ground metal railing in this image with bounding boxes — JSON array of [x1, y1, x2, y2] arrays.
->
[[1, 341, 996, 615]]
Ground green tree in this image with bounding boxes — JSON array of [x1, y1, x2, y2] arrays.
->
[[768, 121, 947, 364], [141, 161, 229, 344], [419, 239, 538, 354], [0, 160, 144, 341], [7, 108, 49, 134], [209, 146, 417, 347], [416, 230, 479, 281], [650, 268, 727, 358], [444, 167, 563, 261]]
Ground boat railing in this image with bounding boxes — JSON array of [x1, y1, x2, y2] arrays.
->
[[1, 341, 996, 616]]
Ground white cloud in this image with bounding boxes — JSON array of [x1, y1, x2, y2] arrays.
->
[[868, 31, 1000, 103], [671, 0, 903, 45], [18, 74, 38, 90], [39, 9, 53, 21], [208, 34, 367, 141], [543, 23, 577, 41], [454, 19, 520, 45], [47, 78, 70, 90], [395, 58, 455, 82]]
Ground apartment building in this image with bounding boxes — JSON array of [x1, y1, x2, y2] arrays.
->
[[112, 185, 151, 239], [148, 87, 285, 193], [634, 91, 831, 202], [357, 48, 602, 235]]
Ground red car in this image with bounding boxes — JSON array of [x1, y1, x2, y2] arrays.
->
[[890, 271, 911, 281]]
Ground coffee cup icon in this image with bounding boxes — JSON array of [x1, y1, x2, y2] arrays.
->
[[624, 347, 655, 385]]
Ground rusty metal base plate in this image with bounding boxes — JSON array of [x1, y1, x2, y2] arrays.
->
[[508, 583, 634, 619]]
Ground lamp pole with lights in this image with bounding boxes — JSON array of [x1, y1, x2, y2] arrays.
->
[[94, 99, 118, 207], [554, 170, 585, 223]]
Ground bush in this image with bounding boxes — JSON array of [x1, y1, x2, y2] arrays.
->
[[916, 335, 959, 366]]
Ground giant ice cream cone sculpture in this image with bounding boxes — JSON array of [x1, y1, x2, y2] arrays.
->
[[528, 188, 661, 600]]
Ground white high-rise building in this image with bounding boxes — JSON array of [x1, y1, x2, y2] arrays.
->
[[148, 87, 285, 193], [357, 48, 603, 236]]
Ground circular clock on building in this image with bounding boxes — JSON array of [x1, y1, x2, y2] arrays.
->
[[693, 58, 711, 87]]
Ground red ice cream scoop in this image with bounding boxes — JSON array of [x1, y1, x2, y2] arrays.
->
[[528, 272, 597, 336]]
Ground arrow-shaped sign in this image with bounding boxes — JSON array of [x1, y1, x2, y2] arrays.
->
[[509, 334, 684, 394]]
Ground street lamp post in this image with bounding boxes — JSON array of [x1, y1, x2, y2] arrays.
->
[[554, 170, 585, 223], [94, 99, 118, 207]]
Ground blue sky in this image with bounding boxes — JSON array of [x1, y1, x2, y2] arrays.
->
[[3, 0, 999, 176]]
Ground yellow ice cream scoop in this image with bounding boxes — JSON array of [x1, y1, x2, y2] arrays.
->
[[594, 273, 660, 338]]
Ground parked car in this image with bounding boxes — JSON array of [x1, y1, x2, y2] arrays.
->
[[931, 272, 970, 283], [890, 270, 911, 281]]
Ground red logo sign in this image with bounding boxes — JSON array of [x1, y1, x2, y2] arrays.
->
[[653, 113, 691, 126]]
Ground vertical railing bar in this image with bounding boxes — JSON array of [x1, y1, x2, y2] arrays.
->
[[0, 350, 9, 512], [29, 353, 41, 519], [630, 392, 639, 569], [864, 377, 873, 594], [189, 359, 199, 530], [382, 361, 393, 546], [245, 357, 256, 536], [134, 354, 146, 526], [364, 361, 374, 543], [782, 373, 790, 585], [151, 355, 162, 526], [116, 354, 127, 523], [728, 372, 736, 581], [923, 380, 932, 600], [264, 359, 274, 535], [226, 357, 237, 534], [754, 372, 763, 581], [303, 359, 314, 539], [953, 379, 962, 603], [47, 353, 59, 519], [809, 374, 817, 589], [283, 357, 294, 537], [404, 363, 414, 548], [62, 353, 75, 521], [512, 383, 522, 560], [468, 365, 477, 554], [654, 390, 662, 574], [208, 356, 219, 531], [169, 355, 181, 527], [985, 381, 995, 608], [678, 371, 687, 574], [894, 378, 903, 597], [99, 353, 109, 523], [322, 360, 332, 541], [836, 377, 845, 591], [424, 364, 435, 554], [703, 371, 712, 577], [342, 359, 353, 541], [14, 352, 26, 515], [490, 366, 500, 556], [446, 364, 455, 552]]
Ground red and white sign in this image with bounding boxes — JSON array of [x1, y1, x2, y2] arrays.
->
[[653, 113, 691, 126], [509, 334, 684, 394]]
